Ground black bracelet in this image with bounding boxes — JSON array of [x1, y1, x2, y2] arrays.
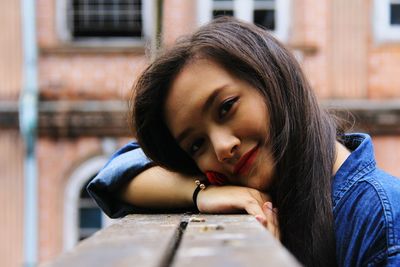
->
[[193, 180, 207, 210]]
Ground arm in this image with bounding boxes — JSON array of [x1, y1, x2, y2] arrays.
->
[[121, 165, 273, 214], [86, 142, 154, 218], [122, 170, 280, 239], [88, 141, 279, 238], [120, 166, 197, 211], [387, 252, 400, 266], [121, 165, 279, 234]]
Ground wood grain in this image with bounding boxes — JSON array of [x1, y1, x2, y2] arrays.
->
[[42, 214, 182, 267], [173, 214, 301, 267], [43, 214, 301, 267]]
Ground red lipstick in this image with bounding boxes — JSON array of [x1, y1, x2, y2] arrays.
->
[[234, 146, 259, 176], [205, 171, 226, 185]]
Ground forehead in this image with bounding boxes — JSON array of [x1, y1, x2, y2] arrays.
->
[[164, 59, 233, 136]]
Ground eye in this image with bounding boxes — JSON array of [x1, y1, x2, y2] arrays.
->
[[188, 138, 204, 156], [218, 97, 238, 119]]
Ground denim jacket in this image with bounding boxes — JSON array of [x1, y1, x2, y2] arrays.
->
[[332, 134, 400, 266], [87, 133, 400, 266], [87, 142, 153, 217]]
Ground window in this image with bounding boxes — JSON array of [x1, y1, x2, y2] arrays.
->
[[374, 0, 400, 42], [213, 0, 235, 18], [70, 0, 143, 38], [253, 0, 275, 30], [197, 0, 290, 41], [64, 155, 113, 251], [57, 0, 156, 45], [390, 1, 400, 25], [78, 178, 102, 240]]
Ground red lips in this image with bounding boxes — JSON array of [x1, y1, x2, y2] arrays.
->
[[205, 171, 226, 185], [233, 146, 259, 176], [205, 145, 259, 185]]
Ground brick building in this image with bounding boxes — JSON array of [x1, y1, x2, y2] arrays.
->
[[1, 0, 400, 266]]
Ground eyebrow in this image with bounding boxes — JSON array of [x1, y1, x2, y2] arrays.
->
[[176, 85, 227, 145], [201, 86, 225, 116]]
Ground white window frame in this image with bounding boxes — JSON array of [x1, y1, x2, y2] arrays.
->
[[196, 0, 290, 42], [373, 0, 400, 43], [63, 155, 114, 251], [56, 0, 157, 47]]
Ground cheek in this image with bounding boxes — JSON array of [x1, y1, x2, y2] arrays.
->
[[236, 102, 269, 136], [235, 114, 268, 139], [240, 145, 275, 190], [196, 153, 220, 173], [256, 149, 276, 189]]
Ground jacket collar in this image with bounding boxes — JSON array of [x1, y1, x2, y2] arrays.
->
[[331, 133, 376, 208]]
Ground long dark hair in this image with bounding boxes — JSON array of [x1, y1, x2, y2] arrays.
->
[[132, 17, 337, 266]]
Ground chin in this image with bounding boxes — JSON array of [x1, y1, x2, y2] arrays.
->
[[248, 176, 269, 191]]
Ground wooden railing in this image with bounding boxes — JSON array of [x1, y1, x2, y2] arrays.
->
[[42, 214, 301, 267]]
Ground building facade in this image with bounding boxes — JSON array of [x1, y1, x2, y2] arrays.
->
[[1, 0, 400, 266]]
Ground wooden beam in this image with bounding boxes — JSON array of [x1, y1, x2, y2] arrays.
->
[[43, 214, 301, 267], [37, 101, 131, 137], [2, 100, 400, 136], [0, 101, 19, 129], [173, 214, 300, 267], [323, 100, 400, 135], [42, 215, 182, 267]]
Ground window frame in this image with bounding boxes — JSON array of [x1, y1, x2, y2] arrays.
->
[[373, 0, 400, 43], [56, 0, 157, 47], [63, 155, 114, 251], [196, 0, 290, 42]]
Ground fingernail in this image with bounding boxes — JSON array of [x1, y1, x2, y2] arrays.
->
[[255, 215, 264, 223], [266, 202, 273, 210]]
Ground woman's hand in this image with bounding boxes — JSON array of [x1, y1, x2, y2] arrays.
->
[[255, 202, 280, 240], [197, 185, 269, 214], [196, 185, 280, 240]]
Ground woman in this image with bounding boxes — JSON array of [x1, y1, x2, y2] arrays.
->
[[88, 17, 400, 266]]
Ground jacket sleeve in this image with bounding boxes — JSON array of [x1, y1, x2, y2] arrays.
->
[[387, 252, 400, 266], [86, 142, 155, 218]]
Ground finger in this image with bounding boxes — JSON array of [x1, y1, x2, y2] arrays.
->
[[250, 201, 272, 228], [255, 214, 267, 227], [262, 202, 274, 226], [262, 201, 273, 215], [244, 201, 267, 222], [247, 188, 272, 207]]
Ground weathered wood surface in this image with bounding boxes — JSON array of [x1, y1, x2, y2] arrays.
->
[[173, 215, 300, 267], [42, 214, 182, 267], [43, 214, 301, 267]]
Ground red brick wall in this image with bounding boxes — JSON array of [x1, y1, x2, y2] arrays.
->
[[293, 0, 331, 99], [163, 0, 197, 46], [0, 0, 22, 99], [0, 131, 24, 267], [373, 136, 400, 177], [39, 54, 148, 100], [0, 0, 24, 266], [369, 46, 400, 99], [38, 137, 102, 262], [33, 0, 400, 264], [37, 136, 135, 262], [37, 0, 58, 48]]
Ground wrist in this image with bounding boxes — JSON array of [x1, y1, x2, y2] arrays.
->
[[192, 179, 209, 210]]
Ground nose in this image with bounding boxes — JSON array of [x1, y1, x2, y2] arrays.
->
[[209, 128, 240, 162]]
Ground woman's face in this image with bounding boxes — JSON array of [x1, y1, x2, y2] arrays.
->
[[165, 59, 275, 191]]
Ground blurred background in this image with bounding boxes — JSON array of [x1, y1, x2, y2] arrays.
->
[[1, 0, 400, 266]]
